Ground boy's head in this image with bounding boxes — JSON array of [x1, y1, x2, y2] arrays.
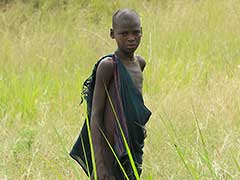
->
[[110, 9, 142, 54]]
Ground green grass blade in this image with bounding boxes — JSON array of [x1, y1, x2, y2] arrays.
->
[[104, 83, 140, 180], [191, 103, 218, 180], [231, 151, 240, 172], [99, 127, 130, 180], [83, 101, 97, 180], [52, 125, 81, 180], [39, 155, 64, 180], [80, 135, 91, 179], [159, 113, 198, 180]]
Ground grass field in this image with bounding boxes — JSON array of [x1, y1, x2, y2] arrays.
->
[[0, 0, 240, 179]]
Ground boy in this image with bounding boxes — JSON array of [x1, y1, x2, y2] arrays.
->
[[70, 9, 151, 180]]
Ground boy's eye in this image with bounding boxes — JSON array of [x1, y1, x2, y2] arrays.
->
[[133, 30, 141, 36], [120, 32, 128, 36], [118, 30, 141, 37]]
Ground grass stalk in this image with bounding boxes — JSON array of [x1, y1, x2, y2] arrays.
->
[[231, 151, 240, 172], [191, 103, 218, 180], [52, 125, 81, 180], [159, 113, 198, 180], [83, 101, 97, 180], [104, 83, 140, 180], [99, 127, 130, 180], [80, 134, 91, 179], [26, 148, 38, 180], [39, 154, 64, 180]]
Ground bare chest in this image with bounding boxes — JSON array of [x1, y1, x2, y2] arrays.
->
[[122, 61, 143, 93]]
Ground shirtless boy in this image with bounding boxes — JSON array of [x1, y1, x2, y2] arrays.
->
[[70, 8, 151, 180]]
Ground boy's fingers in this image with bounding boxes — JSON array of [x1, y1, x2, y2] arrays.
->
[[109, 175, 117, 180]]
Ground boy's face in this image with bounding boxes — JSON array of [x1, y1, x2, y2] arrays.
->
[[111, 15, 142, 54]]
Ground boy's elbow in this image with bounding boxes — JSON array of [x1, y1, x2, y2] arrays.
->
[[90, 110, 103, 128], [90, 113, 97, 127]]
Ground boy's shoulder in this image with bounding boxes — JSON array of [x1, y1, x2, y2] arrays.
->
[[96, 56, 114, 82], [135, 55, 146, 71], [98, 56, 114, 71]]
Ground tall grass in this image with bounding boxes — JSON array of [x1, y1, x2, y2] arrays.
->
[[104, 84, 140, 180], [0, 0, 240, 179]]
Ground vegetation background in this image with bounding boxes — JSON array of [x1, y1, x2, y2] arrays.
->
[[0, 0, 240, 179]]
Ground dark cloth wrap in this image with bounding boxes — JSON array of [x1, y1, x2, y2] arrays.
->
[[70, 54, 151, 180]]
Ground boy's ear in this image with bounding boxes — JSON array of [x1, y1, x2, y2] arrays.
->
[[110, 28, 115, 39]]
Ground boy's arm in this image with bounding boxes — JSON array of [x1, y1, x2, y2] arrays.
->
[[90, 58, 114, 179], [136, 55, 146, 71]]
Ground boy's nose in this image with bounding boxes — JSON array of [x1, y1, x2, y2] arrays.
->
[[128, 37, 134, 41], [127, 33, 135, 41]]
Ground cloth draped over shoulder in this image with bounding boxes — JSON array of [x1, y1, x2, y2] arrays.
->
[[70, 54, 151, 179]]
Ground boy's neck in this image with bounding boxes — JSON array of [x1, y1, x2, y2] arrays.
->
[[115, 50, 135, 62]]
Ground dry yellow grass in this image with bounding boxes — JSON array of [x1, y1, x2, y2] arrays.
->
[[0, 0, 240, 179]]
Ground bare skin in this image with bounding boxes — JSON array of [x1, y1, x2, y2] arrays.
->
[[90, 9, 146, 180]]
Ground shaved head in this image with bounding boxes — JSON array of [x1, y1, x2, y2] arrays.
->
[[110, 8, 142, 54], [112, 8, 141, 29]]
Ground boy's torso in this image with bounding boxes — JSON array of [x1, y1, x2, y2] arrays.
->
[[100, 56, 144, 176], [121, 59, 143, 94], [103, 56, 143, 94]]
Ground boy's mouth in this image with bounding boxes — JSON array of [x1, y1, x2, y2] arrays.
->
[[126, 44, 137, 48]]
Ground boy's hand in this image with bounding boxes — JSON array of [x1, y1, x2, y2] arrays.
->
[[91, 164, 116, 180], [91, 173, 116, 180]]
